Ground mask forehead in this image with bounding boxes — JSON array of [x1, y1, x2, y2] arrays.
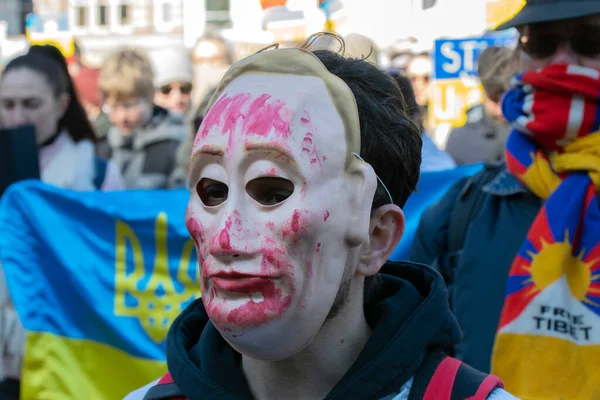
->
[[204, 49, 361, 164], [192, 73, 347, 176]]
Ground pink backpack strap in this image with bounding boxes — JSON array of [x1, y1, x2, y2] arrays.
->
[[422, 356, 462, 400], [143, 372, 187, 400], [421, 356, 504, 400], [157, 372, 175, 385], [466, 375, 504, 400]]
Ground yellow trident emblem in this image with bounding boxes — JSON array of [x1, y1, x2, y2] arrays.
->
[[114, 212, 200, 343]]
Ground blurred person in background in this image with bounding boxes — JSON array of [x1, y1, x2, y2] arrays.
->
[[0, 45, 123, 191], [0, 44, 123, 400], [68, 41, 111, 143], [150, 46, 195, 116], [98, 48, 185, 189], [390, 70, 456, 172], [68, 40, 101, 118], [169, 34, 234, 188], [410, 2, 600, 398], [445, 46, 514, 165], [190, 33, 234, 125], [406, 53, 432, 125]]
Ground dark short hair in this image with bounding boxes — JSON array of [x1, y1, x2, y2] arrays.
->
[[310, 49, 422, 209], [388, 70, 423, 129]]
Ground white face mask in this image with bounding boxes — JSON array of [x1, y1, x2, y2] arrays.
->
[[186, 50, 377, 360]]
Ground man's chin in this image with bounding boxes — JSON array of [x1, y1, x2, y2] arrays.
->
[[215, 315, 321, 361]]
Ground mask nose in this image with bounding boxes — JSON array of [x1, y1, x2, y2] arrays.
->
[[209, 210, 255, 259]]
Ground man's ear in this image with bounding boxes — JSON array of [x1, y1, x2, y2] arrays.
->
[[344, 163, 377, 247], [358, 204, 405, 277]]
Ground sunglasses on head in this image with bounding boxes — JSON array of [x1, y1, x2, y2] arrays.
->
[[160, 83, 193, 95], [519, 26, 600, 59]]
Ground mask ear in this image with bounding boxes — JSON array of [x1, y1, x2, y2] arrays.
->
[[358, 204, 405, 277], [344, 162, 378, 247]]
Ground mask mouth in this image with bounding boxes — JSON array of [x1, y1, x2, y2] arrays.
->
[[210, 273, 282, 294]]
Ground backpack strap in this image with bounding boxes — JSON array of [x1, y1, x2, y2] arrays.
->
[[93, 156, 108, 190], [143, 373, 187, 400], [409, 352, 503, 400], [440, 164, 503, 287], [447, 171, 490, 254]]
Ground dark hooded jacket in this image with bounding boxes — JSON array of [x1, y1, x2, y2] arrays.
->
[[164, 261, 463, 399]]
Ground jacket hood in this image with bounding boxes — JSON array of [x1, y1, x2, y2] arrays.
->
[[166, 261, 462, 399]]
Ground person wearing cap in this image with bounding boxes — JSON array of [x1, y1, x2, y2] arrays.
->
[[410, 1, 600, 398], [150, 47, 195, 116]]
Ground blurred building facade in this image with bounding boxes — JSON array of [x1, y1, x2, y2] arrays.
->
[[0, 0, 521, 66]]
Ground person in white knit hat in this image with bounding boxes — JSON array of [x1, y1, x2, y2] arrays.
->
[[150, 47, 195, 116]]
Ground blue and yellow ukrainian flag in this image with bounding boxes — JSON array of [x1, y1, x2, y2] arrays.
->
[[0, 181, 200, 400], [0, 165, 480, 399]]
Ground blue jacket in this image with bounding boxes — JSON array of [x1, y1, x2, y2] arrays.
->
[[409, 163, 542, 373]]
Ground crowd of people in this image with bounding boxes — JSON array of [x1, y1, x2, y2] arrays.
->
[[1, 0, 599, 398]]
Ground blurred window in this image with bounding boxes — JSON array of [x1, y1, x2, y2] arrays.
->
[[98, 5, 108, 26], [119, 4, 132, 25], [422, 0, 437, 10], [162, 2, 172, 23], [206, 0, 231, 27], [76, 6, 87, 27]]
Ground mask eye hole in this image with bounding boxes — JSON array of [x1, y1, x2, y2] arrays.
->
[[197, 178, 228, 207], [246, 177, 294, 207]]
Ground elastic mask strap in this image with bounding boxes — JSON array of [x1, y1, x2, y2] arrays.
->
[[351, 152, 393, 204]]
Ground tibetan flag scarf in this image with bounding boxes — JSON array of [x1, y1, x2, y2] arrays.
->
[[491, 64, 600, 400]]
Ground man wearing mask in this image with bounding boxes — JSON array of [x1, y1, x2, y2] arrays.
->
[[125, 37, 515, 400], [410, 1, 600, 399]]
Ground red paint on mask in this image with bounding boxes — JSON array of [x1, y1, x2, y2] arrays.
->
[[186, 216, 205, 247], [245, 94, 292, 138], [260, 242, 289, 274], [306, 260, 313, 278], [316, 242, 321, 254], [203, 238, 294, 327], [197, 94, 248, 144], [218, 217, 233, 250], [300, 132, 324, 167], [207, 279, 292, 328], [232, 210, 243, 232], [281, 209, 310, 242], [267, 167, 277, 176], [198, 93, 294, 146], [324, 210, 330, 222], [291, 210, 301, 233]]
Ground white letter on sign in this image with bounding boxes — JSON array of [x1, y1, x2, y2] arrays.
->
[[441, 42, 461, 74]]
